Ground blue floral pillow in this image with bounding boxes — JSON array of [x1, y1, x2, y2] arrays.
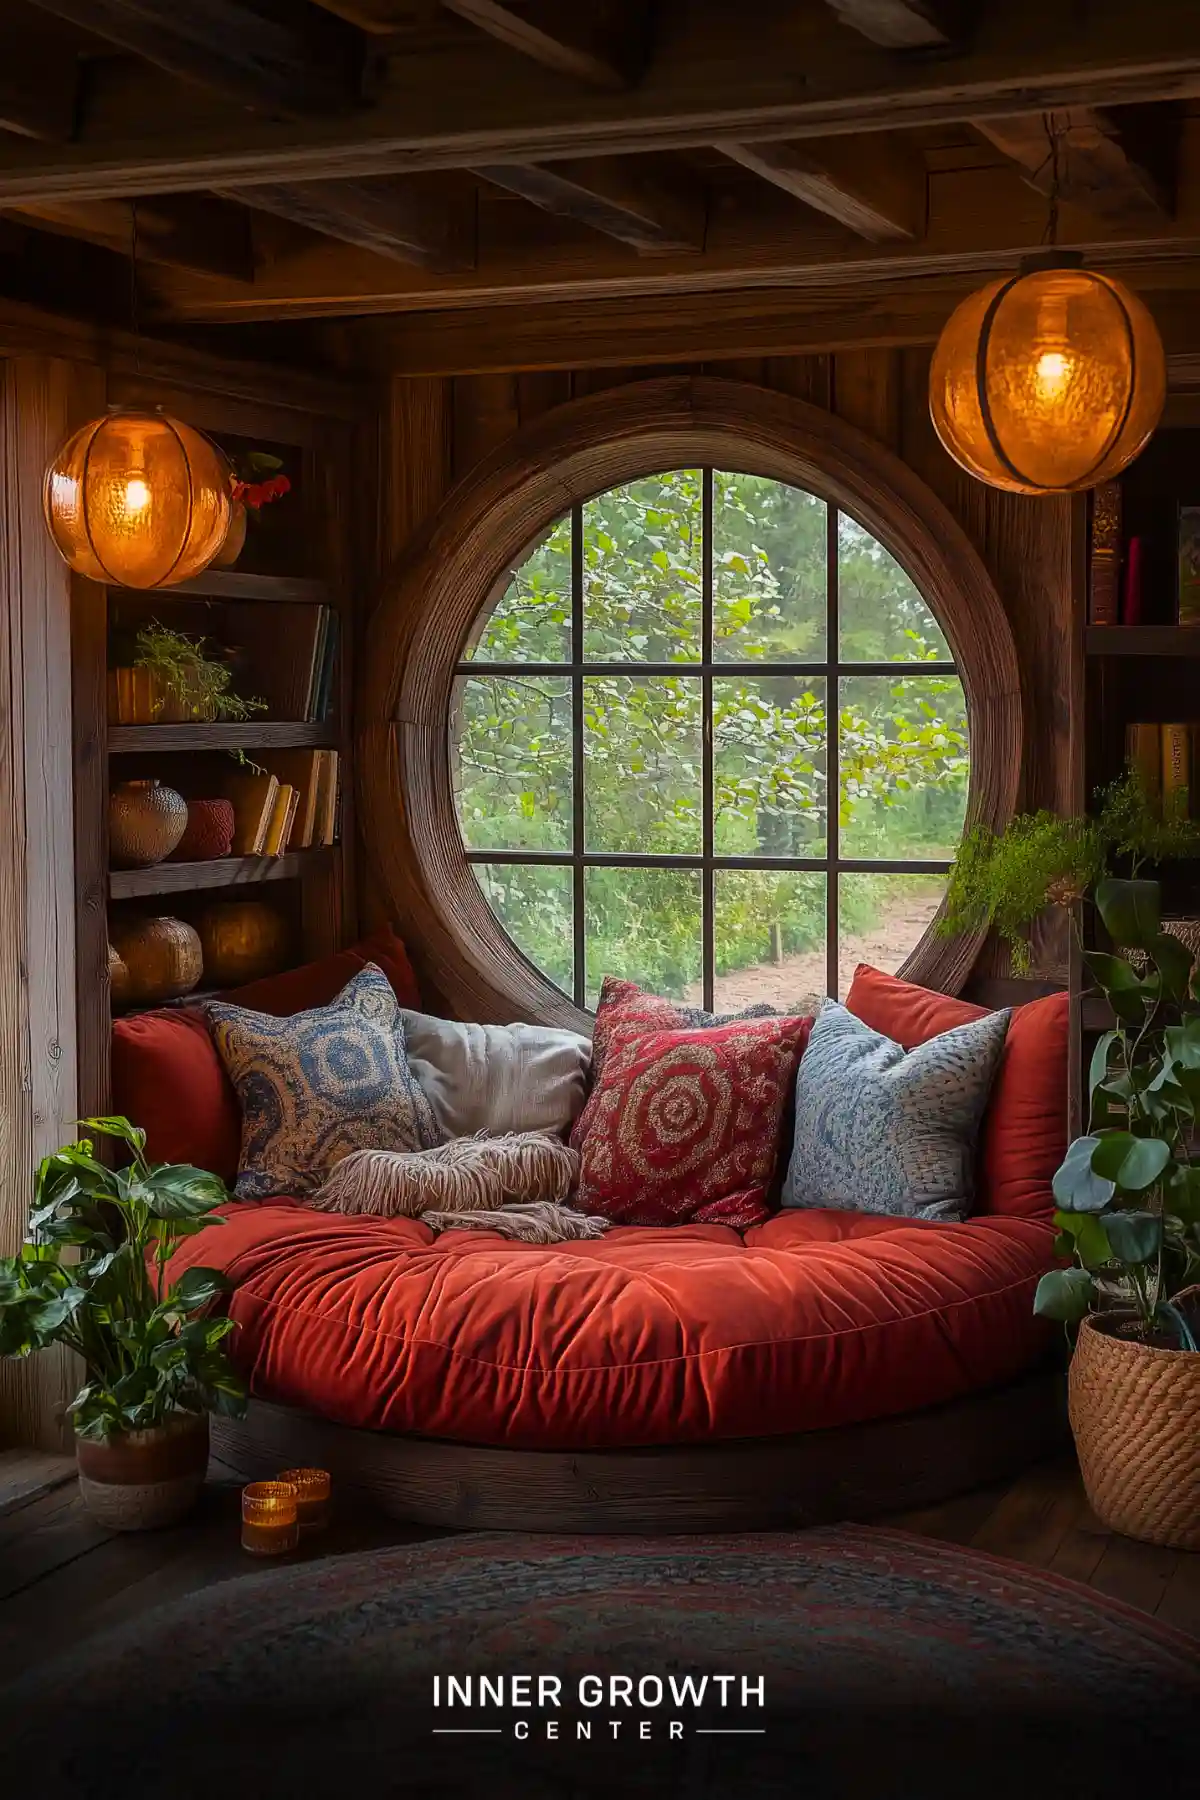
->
[[782, 999, 1010, 1222], [207, 963, 443, 1200]]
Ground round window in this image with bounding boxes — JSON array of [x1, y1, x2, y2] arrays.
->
[[451, 467, 969, 1013]]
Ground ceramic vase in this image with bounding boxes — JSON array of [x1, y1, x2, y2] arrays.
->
[[107, 942, 132, 1011], [167, 798, 235, 863], [109, 780, 189, 869], [198, 900, 289, 987], [213, 500, 247, 568], [110, 916, 203, 1006]]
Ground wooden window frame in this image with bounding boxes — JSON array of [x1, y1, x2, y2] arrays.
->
[[360, 378, 1022, 1029]]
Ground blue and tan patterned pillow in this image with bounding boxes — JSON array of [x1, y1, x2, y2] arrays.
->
[[782, 999, 1010, 1222], [207, 963, 443, 1200]]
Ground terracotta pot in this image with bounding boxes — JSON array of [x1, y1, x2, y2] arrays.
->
[[213, 499, 248, 568], [109, 779, 189, 869], [110, 915, 203, 1006], [107, 942, 132, 1010], [107, 666, 217, 725], [199, 899, 290, 987], [76, 1412, 209, 1531], [1068, 1287, 1200, 1551], [167, 797, 235, 863]]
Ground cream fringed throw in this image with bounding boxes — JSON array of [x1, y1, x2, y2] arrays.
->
[[309, 1133, 609, 1244]]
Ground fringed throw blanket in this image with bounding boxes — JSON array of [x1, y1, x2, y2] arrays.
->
[[310, 1132, 609, 1244]]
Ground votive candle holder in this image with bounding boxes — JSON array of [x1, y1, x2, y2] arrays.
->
[[276, 1467, 331, 1531], [241, 1480, 299, 1556]]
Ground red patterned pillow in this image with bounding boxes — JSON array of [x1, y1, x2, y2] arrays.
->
[[574, 1012, 812, 1229], [581, 974, 779, 1099]]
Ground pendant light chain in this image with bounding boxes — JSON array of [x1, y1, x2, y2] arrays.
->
[[1040, 112, 1063, 249], [129, 198, 142, 376]]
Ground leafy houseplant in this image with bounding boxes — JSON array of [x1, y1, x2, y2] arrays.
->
[[939, 767, 1200, 975], [0, 1116, 247, 1529], [132, 621, 267, 724]]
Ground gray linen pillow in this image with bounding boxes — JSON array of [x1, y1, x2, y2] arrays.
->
[[782, 999, 1010, 1222], [399, 1008, 592, 1139]]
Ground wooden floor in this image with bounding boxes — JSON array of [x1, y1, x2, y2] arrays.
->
[[0, 1450, 1195, 1687]]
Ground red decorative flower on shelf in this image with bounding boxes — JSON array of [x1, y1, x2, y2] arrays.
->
[[228, 450, 292, 513]]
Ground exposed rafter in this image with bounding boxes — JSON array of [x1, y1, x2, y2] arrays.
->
[[973, 108, 1172, 225], [0, 11, 83, 140], [4, 194, 254, 278], [0, 2, 1197, 203], [718, 137, 924, 242], [823, 0, 956, 49], [217, 178, 474, 270], [24, 0, 365, 117], [473, 158, 703, 253], [144, 147, 1200, 324], [439, 0, 647, 90]]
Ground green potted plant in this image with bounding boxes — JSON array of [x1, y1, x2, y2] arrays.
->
[[939, 767, 1200, 975], [0, 1116, 247, 1531], [124, 621, 268, 724], [1036, 876, 1200, 1549], [941, 769, 1200, 1549]]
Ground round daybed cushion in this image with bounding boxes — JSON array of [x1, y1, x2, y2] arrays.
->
[[167, 1201, 1056, 1449]]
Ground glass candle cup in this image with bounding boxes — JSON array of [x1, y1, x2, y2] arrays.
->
[[276, 1467, 331, 1531], [241, 1481, 299, 1556]]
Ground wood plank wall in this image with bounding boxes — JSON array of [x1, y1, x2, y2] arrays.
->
[[370, 346, 1077, 981]]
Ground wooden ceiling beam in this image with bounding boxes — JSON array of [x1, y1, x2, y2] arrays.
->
[[439, 1, 648, 90], [717, 136, 925, 242], [146, 151, 1200, 324], [823, 0, 957, 49], [973, 108, 1172, 225], [0, 1, 1198, 201], [4, 194, 254, 278], [472, 158, 703, 253], [216, 178, 475, 270], [24, 0, 365, 117]]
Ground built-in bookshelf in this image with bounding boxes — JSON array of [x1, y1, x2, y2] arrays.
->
[[72, 369, 364, 1098], [1069, 420, 1200, 1130]]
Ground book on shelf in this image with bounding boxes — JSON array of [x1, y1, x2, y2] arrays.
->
[[1120, 535, 1145, 626], [314, 749, 339, 848], [263, 783, 298, 857], [1163, 722, 1190, 820], [1126, 722, 1161, 810], [225, 772, 279, 856], [1088, 481, 1122, 626]]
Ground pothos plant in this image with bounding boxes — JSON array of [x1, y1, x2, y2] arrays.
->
[[1034, 876, 1200, 1350], [0, 1116, 247, 1442]]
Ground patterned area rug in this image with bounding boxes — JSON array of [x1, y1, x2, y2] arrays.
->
[[4, 1526, 1197, 1799]]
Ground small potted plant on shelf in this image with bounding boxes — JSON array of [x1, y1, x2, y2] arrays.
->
[[215, 451, 292, 569], [0, 1115, 247, 1531], [109, 620, 268, 726]]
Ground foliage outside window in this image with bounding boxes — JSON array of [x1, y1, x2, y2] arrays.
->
[[452, 468, 969, 1012]]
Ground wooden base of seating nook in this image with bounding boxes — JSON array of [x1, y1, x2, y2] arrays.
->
[[212, 1366, 1066, 1533]]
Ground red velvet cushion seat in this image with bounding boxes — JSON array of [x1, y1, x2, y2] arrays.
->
[[165, 1200, 1056, 1449]]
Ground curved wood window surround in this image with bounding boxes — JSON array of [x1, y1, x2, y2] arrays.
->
[[361, 379, 1022, 1031]]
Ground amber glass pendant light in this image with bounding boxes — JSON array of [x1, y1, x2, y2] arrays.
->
[[929, 119, 1165, 494], [929, 251, 1165, 495], [41, 203, 233, 587], [44, 408, 233, 587]]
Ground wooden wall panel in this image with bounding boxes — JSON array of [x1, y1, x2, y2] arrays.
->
[[0, 357, 88, 1451]]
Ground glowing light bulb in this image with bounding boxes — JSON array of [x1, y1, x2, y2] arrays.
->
[[124, 477, 151, 515], [1035, 349, 1072, 394]]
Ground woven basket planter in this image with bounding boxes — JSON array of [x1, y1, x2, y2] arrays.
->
[[1068, 1287, 1200, 1550]]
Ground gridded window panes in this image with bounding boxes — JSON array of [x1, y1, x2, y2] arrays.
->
[[454, 468, 968, 1009]]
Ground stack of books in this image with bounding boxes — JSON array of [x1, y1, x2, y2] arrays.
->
[[225, 751, 340, 856]]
